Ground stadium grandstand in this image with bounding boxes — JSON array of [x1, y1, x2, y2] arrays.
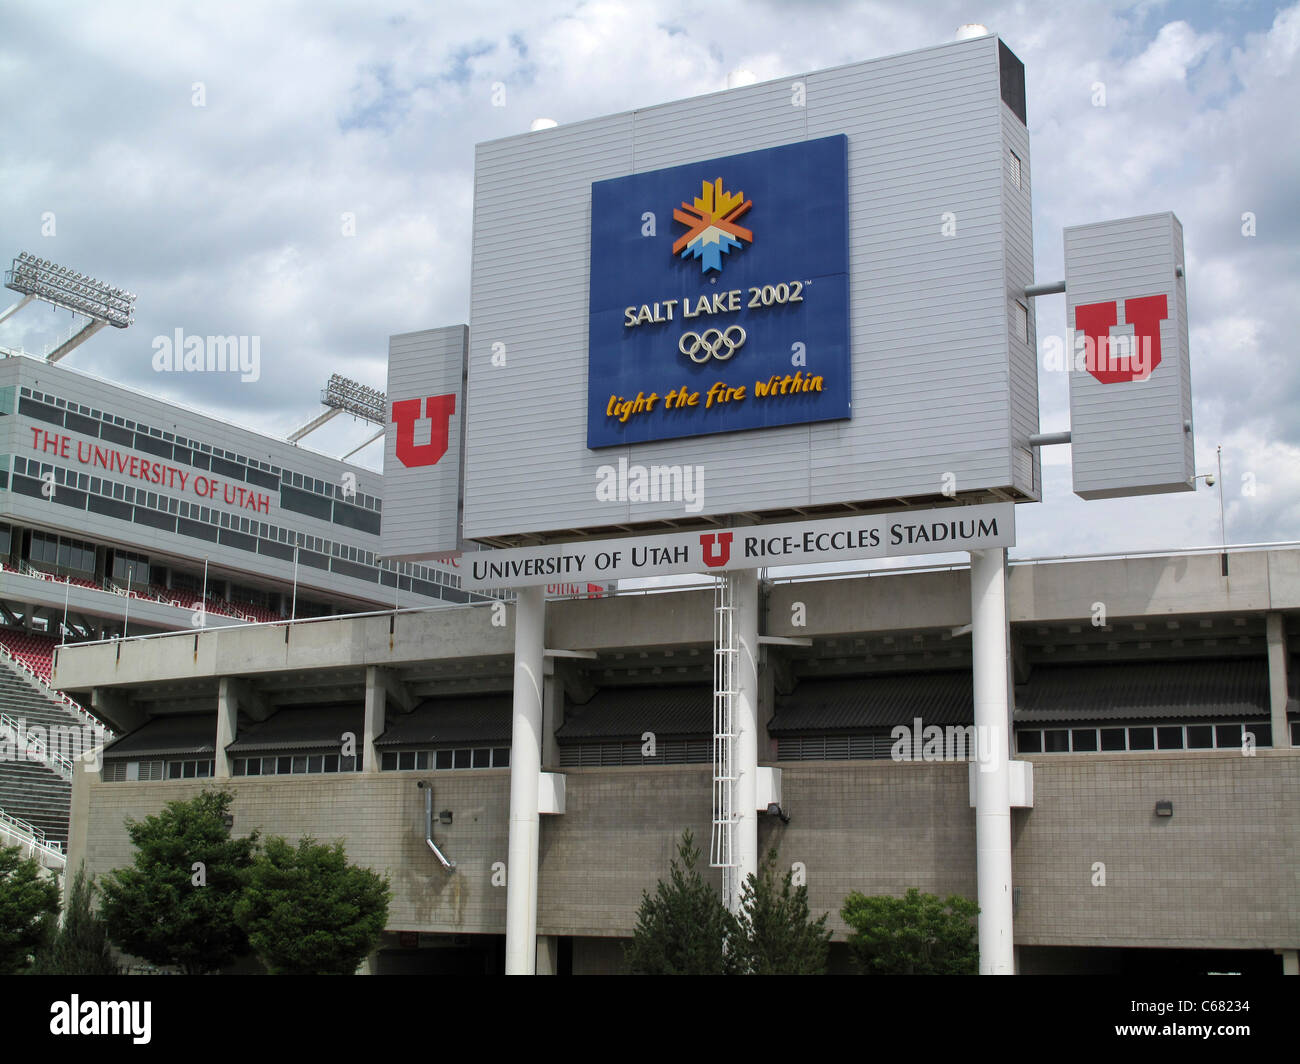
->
[[0, 253, 503, 861]]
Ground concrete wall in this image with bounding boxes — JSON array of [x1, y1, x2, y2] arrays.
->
[[71, 748, 1300, 951], [71, 769, 512, 934], [1014, 750, 1300, 950]]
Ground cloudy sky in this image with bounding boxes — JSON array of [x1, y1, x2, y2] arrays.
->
[[1, 0, 1296, 567]]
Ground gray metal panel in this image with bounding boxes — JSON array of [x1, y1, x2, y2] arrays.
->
[[1001, 105, 1041, 498], [381, 326, 466, 561], [463, 36, 1035, 540], [1065, 213, 1193, 499], [467, 117, 636, 534]]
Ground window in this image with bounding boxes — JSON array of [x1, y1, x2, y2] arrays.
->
[[1100, 728, 1126, 752], [380, 746, 512, 771], [1156, 726, 1183, 750], [163, 760, 212, 780], [1015, 722, 1271, 754], [1008, 149, 1022, 189]]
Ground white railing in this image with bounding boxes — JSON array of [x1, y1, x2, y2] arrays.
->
[[0, 712, 76, 781], [710, 574, 739, 911], [0, 805, 67, 870]]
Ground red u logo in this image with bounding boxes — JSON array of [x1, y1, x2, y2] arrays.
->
[[393, 395, 456, 467], [1075, 294, 1168, 384], [699, 532, 733, 568]]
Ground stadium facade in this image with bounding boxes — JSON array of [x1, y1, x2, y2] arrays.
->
[[0, 344, 482, 854], [56, 544, 1300, 974], [35, 33, 1300, 975]]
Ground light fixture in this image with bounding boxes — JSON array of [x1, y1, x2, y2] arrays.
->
[[1154, 801, 1173, 817], [764, 801, 790, 824], [320, 374, 386, 425], [5, 252, 136, 328]]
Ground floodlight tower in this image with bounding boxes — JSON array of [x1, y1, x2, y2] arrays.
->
[[287, 373, 387, 455], [1, 252, 136, 361]]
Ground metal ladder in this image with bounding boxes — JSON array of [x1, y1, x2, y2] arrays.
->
[[709, 574, 739, 911]]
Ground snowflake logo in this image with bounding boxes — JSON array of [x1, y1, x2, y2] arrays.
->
[[672, 178, 754, 273]]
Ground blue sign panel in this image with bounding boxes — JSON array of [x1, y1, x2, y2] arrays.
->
[[587, 135, 851, 449]]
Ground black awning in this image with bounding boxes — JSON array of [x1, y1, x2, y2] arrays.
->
[[768, 672, 972, 736], [1014, 658, 1269, 723], [375, 695, 512, 747], [226, 705, 364, 753], [102, 714, 215, 759], [556, 685, 710, 743]]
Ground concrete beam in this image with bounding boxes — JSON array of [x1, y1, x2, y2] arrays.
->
[[363, 666, 386, 775], [215, 677, 238, 779], [1266, 614, 1291, 749], [376, 667, 416, 715], [1009, 551, 1274, 623], [554, 660, 595, 705], [55, 604, 513, 693], [224, 677, 274, 722], [90, 688, 146, 732]]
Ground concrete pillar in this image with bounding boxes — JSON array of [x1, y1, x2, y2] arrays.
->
[[1266, 613, 1291, 749], [969, 548, 1014, 975], [1280, 949, 1298, 976], [363, 666, 386, 773], [732, 569, 760, 911], [215, 677, 237, 778], [64, 758, 96, 904], [536, 934, 558, 975], [505, 586, 545, 975], [541, 661, 560, 770]]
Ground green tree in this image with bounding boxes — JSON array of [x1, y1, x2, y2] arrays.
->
[[840, 887, 979, 974], [734, 849, 831, 974], [233, 836, 390, 975], [0, 843, 60, 973], [625, 829, 742, 975], [100, 789, 258, 974], [32, 863, 119, 975]]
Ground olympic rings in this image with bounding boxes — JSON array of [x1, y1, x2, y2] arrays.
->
[[678, 326, 747, 363]]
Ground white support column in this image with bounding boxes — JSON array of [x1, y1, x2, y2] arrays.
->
[[1266, 613, 1291, 749], [969, 548, 1015, 975], [731, 569, 760, 908], [505, 586, 545, 975], [215, 677, 237, 779], [363, 666, 386, 773]]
